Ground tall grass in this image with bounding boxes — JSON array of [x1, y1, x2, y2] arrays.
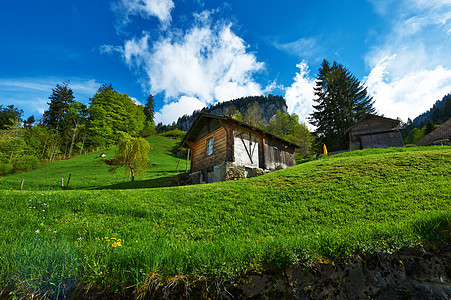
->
[[0, 144, 449, 297]]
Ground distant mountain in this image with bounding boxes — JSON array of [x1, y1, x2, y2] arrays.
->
[[176, 95, 288, 131], [413, 93, 451, 126]]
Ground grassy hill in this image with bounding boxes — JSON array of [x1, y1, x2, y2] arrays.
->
[[0, 134, 187, 191], [0, 136, 449, 298]]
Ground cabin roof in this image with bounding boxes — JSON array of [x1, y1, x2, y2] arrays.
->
[[416, 118, 451, 146], [180, 112, 300, 148], [344, 114, 401, 135]]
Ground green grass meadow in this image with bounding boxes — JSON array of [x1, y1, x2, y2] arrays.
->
[[0, 136, 450, 298]]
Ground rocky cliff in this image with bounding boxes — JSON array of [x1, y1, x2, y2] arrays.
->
[[176, 95, 288, 131]]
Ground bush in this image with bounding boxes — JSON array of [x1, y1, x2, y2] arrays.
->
[[0, 162, 13, 176], [12, 155, 40, 173], [158, 129, 186, 138]]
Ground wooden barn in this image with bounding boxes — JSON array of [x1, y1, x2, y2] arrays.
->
[[180, 113, 298, 183], [416, 118, 451, 146], [345, 114, 404, 150]]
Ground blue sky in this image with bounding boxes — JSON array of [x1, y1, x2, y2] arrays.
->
[[1, 0, 450, 126]]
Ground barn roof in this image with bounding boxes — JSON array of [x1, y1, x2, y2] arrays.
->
[[180, 112, 300, 148], [416, 118, 451, 146], [344, 114, 401, 135]]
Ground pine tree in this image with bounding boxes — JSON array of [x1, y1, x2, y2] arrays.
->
[[309, 60, 375, 151], [43, 81, 75, 130], [144, 94, 155, 122]]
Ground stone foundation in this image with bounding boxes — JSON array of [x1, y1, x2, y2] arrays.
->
[[190, 163, 272, 184]]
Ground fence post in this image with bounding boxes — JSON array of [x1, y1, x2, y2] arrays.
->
[[20, 179, 24, 191], [61, 178, 64, 188], [66, 174, 71, 188], [175, 160, 180, 173], [186, 149, 190, 173]]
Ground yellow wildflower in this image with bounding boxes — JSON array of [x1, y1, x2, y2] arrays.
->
[[112, 242, 117, 247]]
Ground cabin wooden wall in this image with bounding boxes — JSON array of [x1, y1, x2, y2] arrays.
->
[[233, 128, 260, 168], [360, 131, 404, 148], [188, 127, 227, 173], [263, 136, 296, 169]]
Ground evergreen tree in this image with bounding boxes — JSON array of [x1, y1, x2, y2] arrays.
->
[[144, 94, 155, 122], [23, 115, 35, 128], [425, 119, 435, 135], [401, 118, 415, 139], [309, 60, 375, 151], [0, 105, 23, 129], [43, 81, 75, 130]]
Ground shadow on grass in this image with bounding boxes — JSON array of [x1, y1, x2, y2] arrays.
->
[[92, 175, 180, 190]]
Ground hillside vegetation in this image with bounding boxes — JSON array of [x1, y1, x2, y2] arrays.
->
[[0, 136, 449, 298]]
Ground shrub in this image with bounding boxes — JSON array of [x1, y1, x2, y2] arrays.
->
[[12, 155, 40, 173], [0, 162, 13, 176], [158, 129, 186, 138]]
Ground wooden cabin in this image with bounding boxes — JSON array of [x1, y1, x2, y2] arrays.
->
[[416, 118, 451, 146], [345, 114, 404, 150], [180, 113, 298, 183]]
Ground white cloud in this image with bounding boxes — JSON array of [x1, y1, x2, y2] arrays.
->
[[130, 97, 144, 106], [154, 96, 206, 124], [365, 55, 451, 121], [365, 0, 451, 121], [110, 11, 265, 123], [120, 18, 264, 103], [113, 0, 174, 26], [273, 37, 324, 62], [284, 61, 316, 126]]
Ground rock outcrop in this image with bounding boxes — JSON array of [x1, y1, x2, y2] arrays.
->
[[135, 242, 450, 299], [176, 95, 288, 131]]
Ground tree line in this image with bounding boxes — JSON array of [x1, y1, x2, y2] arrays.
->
[[5, 57, 429, 176], [0, 82, 155, 176], [401, 93, 451, 144]]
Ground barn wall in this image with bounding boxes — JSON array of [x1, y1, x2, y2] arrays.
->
[[263, 136, 296, 169], [360, 131, 404, 148], [233, 128, 260, 168], [189, 127, 227, 173]]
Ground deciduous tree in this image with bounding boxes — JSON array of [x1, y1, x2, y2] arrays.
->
[[112, 133, 150, 181], [88, 87, 145, 147]]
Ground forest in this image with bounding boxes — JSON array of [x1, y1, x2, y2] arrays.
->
[[0, 82, 155, 176]]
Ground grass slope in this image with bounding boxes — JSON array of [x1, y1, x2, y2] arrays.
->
[[0, 135, 186, 191], [0, 141, 450, 298]]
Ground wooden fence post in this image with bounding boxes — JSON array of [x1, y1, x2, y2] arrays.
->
[[175, 160, 180, 173], [66, 174, 71, 188], [186, 149, 190, 173], [20, 179, 24, 191]]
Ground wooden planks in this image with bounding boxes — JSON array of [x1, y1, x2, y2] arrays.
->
[[189, 127, 227, 173]]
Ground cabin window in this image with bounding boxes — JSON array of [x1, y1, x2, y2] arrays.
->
[[206, 137, 214, 156]]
